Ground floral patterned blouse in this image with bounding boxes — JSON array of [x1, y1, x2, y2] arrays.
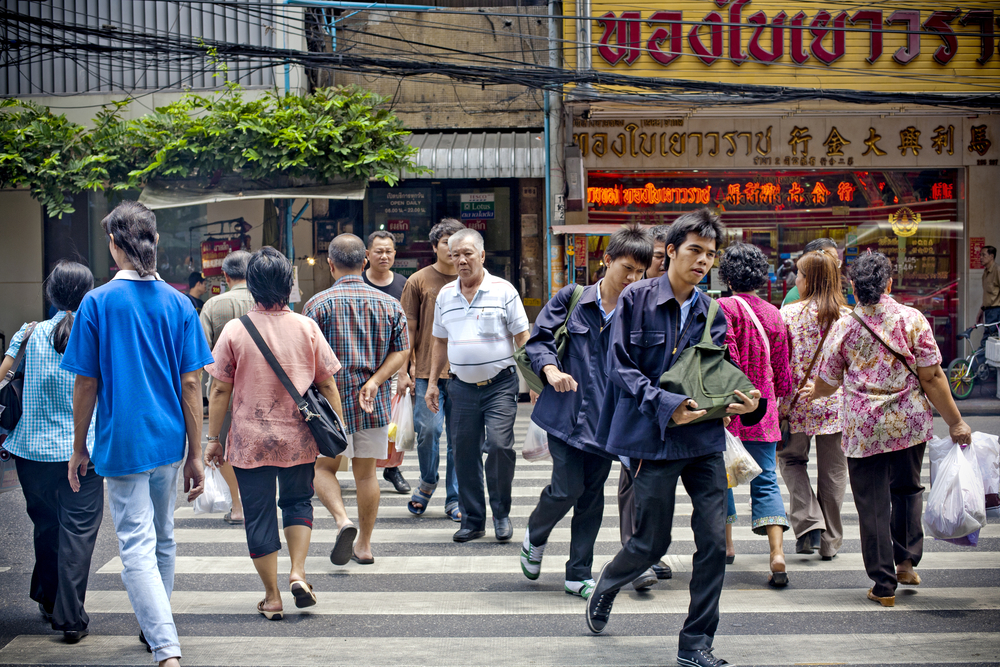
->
[[719, 294, 794, 443], [779, 300, 851, 436], [817, 294, 940, 459]]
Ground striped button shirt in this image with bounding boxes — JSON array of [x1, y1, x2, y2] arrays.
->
[[302, 275, 409, 434], [3, 314, 95, 461], [432, 270, 529, 383], [200, 284, 256, 350]]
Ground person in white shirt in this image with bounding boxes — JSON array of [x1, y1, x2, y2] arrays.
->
[[425, 229, 529, 543]]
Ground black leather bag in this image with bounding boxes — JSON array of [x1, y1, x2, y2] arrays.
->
[[239, 315, 348, 459], [0, 322, 37, 432]]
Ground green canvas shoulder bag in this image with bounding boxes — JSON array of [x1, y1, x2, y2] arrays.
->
[[659, 297, 757, 427], [514, 284, 586, 395]]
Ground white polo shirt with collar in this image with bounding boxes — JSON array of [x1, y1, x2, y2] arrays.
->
[[432, 269, 529, 384]]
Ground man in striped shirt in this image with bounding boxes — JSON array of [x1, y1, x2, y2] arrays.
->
[[425, 229, 530, 543]]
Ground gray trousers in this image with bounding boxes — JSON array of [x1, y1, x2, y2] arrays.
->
[[777, 432, 848, 558]]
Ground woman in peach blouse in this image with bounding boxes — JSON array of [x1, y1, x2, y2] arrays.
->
[[807, 251, 970, 608], [205, 247, 344, 620]]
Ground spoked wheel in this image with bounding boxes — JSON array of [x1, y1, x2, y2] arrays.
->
[[947, 358, 975, 400]]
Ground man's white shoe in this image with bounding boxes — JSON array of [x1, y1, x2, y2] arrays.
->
[[520, 527, 545, 580], [565, 579, 596, 599]]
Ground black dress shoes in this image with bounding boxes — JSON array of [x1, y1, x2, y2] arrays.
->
[[453, 527, 486, 542], [651, 560, 673, 579], [383, 467, 411, 494], [494, 516, 513, 541], [38, 603, 53, 622], [63, 630, 88, 644]]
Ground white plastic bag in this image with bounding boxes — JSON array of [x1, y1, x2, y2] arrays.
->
[[923, 442, 986, 541], [392, 388, 416, 452], [970, 432, 1000, 517], [522, 422, 551, 462], [192, 465, 231, 515], [723, 431, 762, 488]]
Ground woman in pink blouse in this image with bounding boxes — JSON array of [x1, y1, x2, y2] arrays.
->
[[717, 243, 794, 587], [778, 250, 851, 560], [204, 248, 345, 620], [808, 251, 970, 608]]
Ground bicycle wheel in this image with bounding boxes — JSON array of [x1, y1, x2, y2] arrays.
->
[[947, 358, 975, 400]]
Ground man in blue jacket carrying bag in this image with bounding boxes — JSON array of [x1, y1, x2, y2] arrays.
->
[[585, 209, 762, 667], [520, 224, 652, 599]]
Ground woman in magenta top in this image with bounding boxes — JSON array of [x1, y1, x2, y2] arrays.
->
[[717, 243, 794, 587]]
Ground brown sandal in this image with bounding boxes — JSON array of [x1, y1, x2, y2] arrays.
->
[[257, 600, 283, 620], [290, 580, 317, 608]]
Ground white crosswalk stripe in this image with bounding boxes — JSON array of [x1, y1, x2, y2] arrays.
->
[[0, 406, 996, 667]]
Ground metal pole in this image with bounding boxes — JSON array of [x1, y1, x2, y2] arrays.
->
[[547, 0, 564, 300]]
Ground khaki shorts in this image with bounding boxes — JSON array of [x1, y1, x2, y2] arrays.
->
[[341, 425, 390, 460]]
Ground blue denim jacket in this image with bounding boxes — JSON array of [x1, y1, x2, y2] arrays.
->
[[525, 283, 613, 458], [596, 275, 731, 461]]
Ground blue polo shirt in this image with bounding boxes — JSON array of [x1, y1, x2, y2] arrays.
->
[[61, 271, 214, 477]]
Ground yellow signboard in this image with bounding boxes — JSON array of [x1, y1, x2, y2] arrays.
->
[[564, 2, 999, 92]]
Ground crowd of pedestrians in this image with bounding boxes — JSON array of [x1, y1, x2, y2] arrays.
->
[[0, 200, 977, 667]]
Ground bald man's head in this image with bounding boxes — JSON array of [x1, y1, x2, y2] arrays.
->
[[328, 233, 367, 271]]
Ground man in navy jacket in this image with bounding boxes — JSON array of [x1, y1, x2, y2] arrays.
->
[[520, 225, 652, 599], [586, 209, 762, 667]]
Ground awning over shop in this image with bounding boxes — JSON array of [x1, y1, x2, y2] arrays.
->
[[139, 178, 367, 210], [404, 132, 545, 180]]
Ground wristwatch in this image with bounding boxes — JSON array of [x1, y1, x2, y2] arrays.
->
[[207, 435, 220, 442]]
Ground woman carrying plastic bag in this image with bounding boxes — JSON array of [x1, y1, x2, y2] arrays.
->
[[923, 440, 986, 546], [193, 465, 233, 515]]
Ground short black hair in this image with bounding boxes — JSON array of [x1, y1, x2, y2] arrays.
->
[[605, 223, 653, 268], [101, 201, 158, 277], [804, 237, 838, 253], [664, 208, 725, 268], [649, 224, 670, 245], [719, 242, 769, 293], [328, 233, 366, 270], [188, 271, 205, 289], [430, 218, 465, 246], [367, 230, 395, 249], [849, 251, 893, 306], [246, 246, 293, 309], [222, 250, 250, 280], [46, 261, 94, 355], [985, 245, 997, 259]]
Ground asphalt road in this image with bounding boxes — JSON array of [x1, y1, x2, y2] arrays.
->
[[0, 409, 998, 666]]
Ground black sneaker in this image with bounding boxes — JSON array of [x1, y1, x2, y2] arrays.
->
[[677, 648, 729, 667], [383, 467, 411, 494], [586, 562, 619, 634]]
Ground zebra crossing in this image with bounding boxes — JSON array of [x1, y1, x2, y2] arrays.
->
[[0, 406, 998, 666]]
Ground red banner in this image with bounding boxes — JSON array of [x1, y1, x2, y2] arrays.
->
[[201, 239, 242, 277]]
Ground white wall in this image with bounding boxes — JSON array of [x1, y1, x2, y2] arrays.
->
[[0, 191, 44, 350]]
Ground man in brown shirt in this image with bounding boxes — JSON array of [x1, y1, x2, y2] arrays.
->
[[979, 245, 1000, 350], [398, 218, 465, 521]]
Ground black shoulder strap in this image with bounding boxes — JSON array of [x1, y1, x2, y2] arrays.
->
[[1, 322, 37, 388], [239, 315, 309, 413], [850, 311, 919, 379]]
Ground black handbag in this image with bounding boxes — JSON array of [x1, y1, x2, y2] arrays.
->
[[239, 315, 349, 459], [0, 322, 37, 431]]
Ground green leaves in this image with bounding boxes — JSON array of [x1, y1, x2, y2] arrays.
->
[[0, 85, 420, 218]]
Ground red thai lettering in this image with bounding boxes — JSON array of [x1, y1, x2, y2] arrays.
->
[[747, 11, 785, 63], [688, 11, 724, 65], [849, 10, 883, 63], [923, 10, 962, 65], [597, 11, 642, 66], [960, 10, 995, 64], [789, 11, 809, 64], [647, 11, 683, 66], [728, 0, 752, 64], [886, 10, 921, 64], [810, 10, 847, 65]]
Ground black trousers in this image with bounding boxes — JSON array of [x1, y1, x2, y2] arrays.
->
[[234, 463, 315, 559], [446, 371, 519, 531], [847, 443, 925, 598], [527, 435, 612, 580], [618, 463, 637, 545], [593, 452, 727, 651], [14, 455, 104, 632]]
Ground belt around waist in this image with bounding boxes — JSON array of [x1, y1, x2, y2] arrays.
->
[[450, 365, 516, 387]]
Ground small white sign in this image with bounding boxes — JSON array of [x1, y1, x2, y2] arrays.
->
[[554, 194, 566, 222]]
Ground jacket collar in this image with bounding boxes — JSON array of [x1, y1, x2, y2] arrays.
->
[[656, 274, 707, 316]]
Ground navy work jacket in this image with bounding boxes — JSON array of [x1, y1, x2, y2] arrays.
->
[[525, 283, 614, 458], [596, 275, 732, 461]]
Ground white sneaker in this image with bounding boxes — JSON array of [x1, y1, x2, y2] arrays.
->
[[520, 527, 545, 580], [565, 578, 596, 599]]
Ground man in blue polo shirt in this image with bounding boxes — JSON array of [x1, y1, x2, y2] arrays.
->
[[62, 201, 213, 667]]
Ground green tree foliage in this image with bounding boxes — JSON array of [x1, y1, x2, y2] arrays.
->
[[0, 85, 419, 218]]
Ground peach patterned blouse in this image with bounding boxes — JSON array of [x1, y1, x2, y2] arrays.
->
[[817, 295, 940, 459], [206, 306, 342, 468]]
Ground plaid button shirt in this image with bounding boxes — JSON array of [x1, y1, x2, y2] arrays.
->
[[2, 314, 95, 461], [303, 275, 409, 434]]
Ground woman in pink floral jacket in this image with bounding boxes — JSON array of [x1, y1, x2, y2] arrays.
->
[[717, 243, 794, 587], [808, 251, 970, 608]]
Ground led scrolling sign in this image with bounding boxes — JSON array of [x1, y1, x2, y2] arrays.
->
[[595, 4, 1000, 68]]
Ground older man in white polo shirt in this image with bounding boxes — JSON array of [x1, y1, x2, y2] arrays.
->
[[425, 228, 530, 543]]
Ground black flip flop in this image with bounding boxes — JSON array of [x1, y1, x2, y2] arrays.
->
[[290, 581, 317, 608], [223, 511, 243, 525], [768, 572, 789, 587], [351, 552, 375, 565], [330, 524, 358, 566]]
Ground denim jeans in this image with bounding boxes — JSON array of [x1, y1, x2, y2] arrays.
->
[[726, 441, 789, 535], [105, 461, 182, 662], [414, 378, 458, 508]]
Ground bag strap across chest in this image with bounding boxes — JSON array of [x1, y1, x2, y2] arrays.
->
[[1, 322, 37, 389]]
